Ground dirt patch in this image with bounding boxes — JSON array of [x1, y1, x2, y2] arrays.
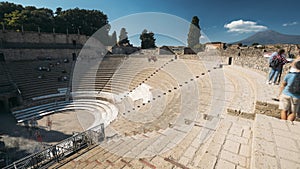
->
[[37, 110, 84, 136], [227, 109, 255, 120]]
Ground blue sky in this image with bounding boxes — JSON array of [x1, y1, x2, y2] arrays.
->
[[3, 0, 300, 45]]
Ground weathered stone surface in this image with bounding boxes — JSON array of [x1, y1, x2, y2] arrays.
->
[[49, 59, 300, 169], [215, 159, 236, 169], [223, 139, 240, 154], [220, 150, 247, 167], [252, 114, 300, 169]]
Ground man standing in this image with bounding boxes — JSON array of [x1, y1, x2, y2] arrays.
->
[[267, 49, 288, 85], [278, 60, 300, 121]]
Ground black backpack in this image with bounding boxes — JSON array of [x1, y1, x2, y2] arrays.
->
[[288, 72, 300, 95], [269, 55, 281, 68]]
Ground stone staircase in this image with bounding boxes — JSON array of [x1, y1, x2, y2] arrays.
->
[[50, 113, 300, 169], [49, 114, 251, 169], [38, 61, 300, 168]]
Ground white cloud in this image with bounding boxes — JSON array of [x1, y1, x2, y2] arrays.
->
[[283, 21, 298, 27], [200, 35, 206, 39], [224, 19, 268, 33]]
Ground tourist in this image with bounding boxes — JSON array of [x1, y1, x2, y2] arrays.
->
[[267, 49, 288, 85], [278, 60, 300, 121], [289, 51, 300, 73], [277, 50, 300, 82]]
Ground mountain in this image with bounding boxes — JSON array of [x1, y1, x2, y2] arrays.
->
[[233, 30, 300, 45]]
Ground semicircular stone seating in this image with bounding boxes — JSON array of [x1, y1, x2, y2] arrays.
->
[[6, 59, 73, 101], [13, 54, 246, 169], [97, 55, 222, 158], [12, 98, 118, 130], [50, 55, 230, 169], [49, 53, 299, 169]]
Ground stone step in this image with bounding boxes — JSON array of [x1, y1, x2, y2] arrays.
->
[[251, 114, 300, 169], [191, 114, 253, 169]]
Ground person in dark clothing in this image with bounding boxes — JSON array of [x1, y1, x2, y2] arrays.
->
[[267, 49, 288, 85]]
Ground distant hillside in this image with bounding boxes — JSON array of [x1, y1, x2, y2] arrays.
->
[[233, 30, 300, 45]]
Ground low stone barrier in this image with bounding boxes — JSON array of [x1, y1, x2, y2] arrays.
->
[[254, 101, 281, 119], [228, 101, 299, 121]]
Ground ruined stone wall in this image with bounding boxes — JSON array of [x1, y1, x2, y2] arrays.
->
[[2, 49, 77, 61], [0, 31, 88, 61], [220, 47, 293, 76], [179, 54, 199, 60], [0, 31, 88, 44]]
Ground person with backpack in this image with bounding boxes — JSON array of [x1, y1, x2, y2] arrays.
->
[[289, 51, 300, 72], [278, 60, 300, 121], [267, 49, 288, 85]]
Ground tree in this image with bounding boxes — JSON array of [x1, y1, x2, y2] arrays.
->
[[140, 29, 156, 49], [3, 10, 24, 30], [4, 6, 54, 32], [54, 8, 108, 36], [0, 2, 23, 24], [187, 16, 201, 48], [118, 27, 130, 46], [119, 28, 128, 41], [55, 7, 62, 16], [1, 2, 109, 36], [110, 31, 117, 46]]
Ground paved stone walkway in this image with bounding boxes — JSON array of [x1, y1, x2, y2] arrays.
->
[[252, 114, 300, 169], [52, 60, 300, 169], [227, 66, 279, 104], [197, 114, 252, 169], [224, 65, 278, 114]]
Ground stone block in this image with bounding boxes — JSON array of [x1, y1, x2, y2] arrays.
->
[[252, 153, 278, 169], [277, 148, 300, 162], [288, 123, 300, 135], [274, 135, 298, 151], [280, 159, 300, 169], [229, 125, 243, 137], [223, 139, 241, 154], [212, 133, 227, 145], [215, 159, 236, 169], [197, 153, 217, 169], [242, 129, 252, 139], [227, 134, 249, 145], [220, 150, 247, 167], [253, 138, 276, 156], [183, 146, 197, 159], [253, 126, 274, 142], [239, 144, 251, 157], [206, 142, 222, 156], [269, 119, 289, 131]]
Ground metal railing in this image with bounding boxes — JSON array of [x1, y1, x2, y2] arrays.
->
[[3, 124, 105, 169]]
